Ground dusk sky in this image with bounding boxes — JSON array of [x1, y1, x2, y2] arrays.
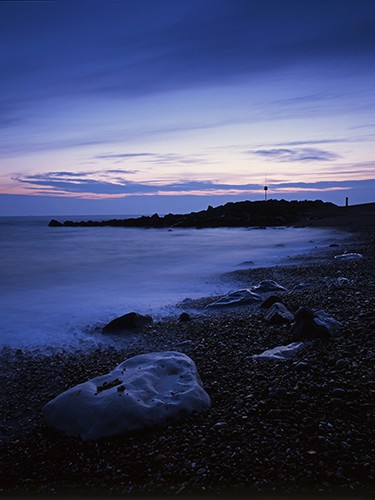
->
[[1, 0, 374, 215]]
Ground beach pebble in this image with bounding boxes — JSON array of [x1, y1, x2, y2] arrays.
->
[[335, 358, 350, 370], [331, 388, 346, 398], [43, 351, 211, 440]]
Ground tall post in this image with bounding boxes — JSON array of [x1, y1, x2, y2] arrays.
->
[[264, 175, 268, 201], [345, 196, 349, 207]]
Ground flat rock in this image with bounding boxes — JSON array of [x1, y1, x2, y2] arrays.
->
[[334, 252, 363, 260], [43, 351, 211, 440], [252, 341, 313, 361], [250, 280, 288, 294], [102, 312, 153, 333], [264, 302, 294, 324], [205, 289, 261, 308]]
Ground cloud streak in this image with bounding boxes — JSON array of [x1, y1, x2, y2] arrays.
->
[[251, 148, 339, 162], [94, 153, 154, 159], [10, 169, 374, 200]]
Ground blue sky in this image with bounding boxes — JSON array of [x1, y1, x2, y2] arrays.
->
[[0, 0, 374, 215]]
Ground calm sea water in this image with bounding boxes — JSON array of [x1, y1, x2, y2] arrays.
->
[[0, 215, 348, 350]]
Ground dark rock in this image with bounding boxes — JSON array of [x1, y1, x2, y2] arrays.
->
[[289, 307, 342, 342], [264, 302, 294, 325], [260, 295, 283, 309], [102, 312, 153, 333], [178, 312, 191, 323], [48, 219, 63, 227]]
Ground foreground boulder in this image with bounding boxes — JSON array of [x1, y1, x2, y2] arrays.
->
[[43, 352, 211, 440], [264, 302, 294, 325], [290, 307, 342, 341], [102, 312, 153, 333]]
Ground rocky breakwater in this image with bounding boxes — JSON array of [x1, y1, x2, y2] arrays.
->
[[48, 199, 338, 228]]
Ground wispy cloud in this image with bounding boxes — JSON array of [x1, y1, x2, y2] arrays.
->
[[92, 151, 213, 166], [94, 153, 154, 159], [10, 169, 374, 200], [251, 147, 339, 162]]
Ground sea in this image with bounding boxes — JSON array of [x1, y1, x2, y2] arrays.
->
[[0, 215, 350, 351]]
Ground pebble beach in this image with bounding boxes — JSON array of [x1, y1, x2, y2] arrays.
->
[[1, 207, 374, 497]]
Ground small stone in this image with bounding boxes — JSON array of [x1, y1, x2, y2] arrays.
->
[[295, 361, 309, 372], [335, 358, 350, 370], [332, 388, 346, 398], [213, 421, 228, 428]]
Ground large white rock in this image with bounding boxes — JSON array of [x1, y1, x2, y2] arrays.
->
[[43, 351, 211, 440]]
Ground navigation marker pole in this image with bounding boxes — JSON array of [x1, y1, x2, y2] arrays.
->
[[264, 175, 268, 201]]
